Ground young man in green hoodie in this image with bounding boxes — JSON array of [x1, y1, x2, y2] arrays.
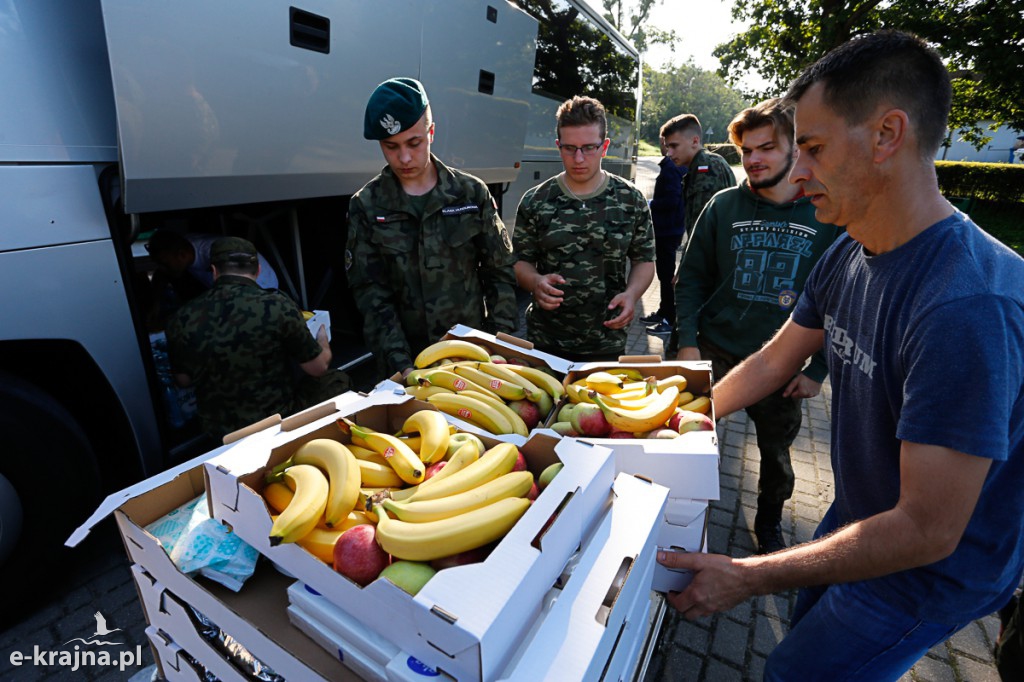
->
[[674, 98, 843, 554]]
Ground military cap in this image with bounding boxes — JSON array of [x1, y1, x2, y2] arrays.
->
[[210, 236, 258, 264], [363, 77, 429, 140]]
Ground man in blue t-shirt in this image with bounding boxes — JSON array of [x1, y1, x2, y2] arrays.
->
[[658, 30, 1024, 680]]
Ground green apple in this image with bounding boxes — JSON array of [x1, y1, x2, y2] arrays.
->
[[538, 462, 563, 490], [379, 560, 436, 596], [445, 432, 485, 460]]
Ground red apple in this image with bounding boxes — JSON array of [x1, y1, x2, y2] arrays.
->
[[489, 354, 508, 364], [644, 427, 680, 439], [507, 399, 542, 430], [424, 460, 447, 480], [333, 524, 390, 587], [506, 357, 529, 366], [429, 545, 493, 571], [609, 430, 635, 438], [570, 403, 612, 437], [670, 409, 715, 434], [512, 450, 528, 472], [526, 482, 540, 501]]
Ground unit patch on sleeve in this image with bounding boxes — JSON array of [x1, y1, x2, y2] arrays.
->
[[441, 204, 480, 216]]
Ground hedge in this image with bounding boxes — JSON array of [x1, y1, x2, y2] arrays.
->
[[936, 161, 1024, 203]]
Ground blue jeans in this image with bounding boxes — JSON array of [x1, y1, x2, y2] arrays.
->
[[764, 506, 965, 681]]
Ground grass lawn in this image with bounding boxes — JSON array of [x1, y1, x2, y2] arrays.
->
[[971, 201, 1023, 256]]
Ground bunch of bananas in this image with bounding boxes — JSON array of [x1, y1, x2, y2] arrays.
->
[[261, 411, 537, 573], [404, 339, 566, 437], [554, 369, 713, 437]]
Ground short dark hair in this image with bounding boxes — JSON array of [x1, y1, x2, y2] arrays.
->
[[728, 98, 794, 148], [556, 96, 607, 140], [215, 260, 259, 277], [660, 114, 702, 140], [146, 229, 192, 257], [785, 30, 951, 158]]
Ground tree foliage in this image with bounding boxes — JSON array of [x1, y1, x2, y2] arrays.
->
[[599, 0, 678, 53], [640, 62, 752, 144], [713, 0, 1024, 146]]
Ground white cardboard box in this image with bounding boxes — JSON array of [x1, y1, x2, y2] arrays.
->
[[556, 360, 720, 501], [145, 626, 205, 682], [287, 604, 389, 682], [203, 391, 616, 682], [72, 454, 362, 682], [498, 473, 668, 681]]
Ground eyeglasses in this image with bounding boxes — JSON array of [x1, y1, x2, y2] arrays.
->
[[558, 142, 604, 157]]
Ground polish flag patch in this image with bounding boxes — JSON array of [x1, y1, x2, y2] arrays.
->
[[697, 165, 710, 173]]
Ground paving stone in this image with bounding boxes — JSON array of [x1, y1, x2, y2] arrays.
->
[[711, 616, 749, 666], [908, 653, 956, 682], [953, 655, 1003, 682], [948, 620, 996, 661], [703, 657, 744, 682], [752, 613, 785, 657]]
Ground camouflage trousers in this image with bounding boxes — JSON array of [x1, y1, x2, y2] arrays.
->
[[701, 340, 801, 510]]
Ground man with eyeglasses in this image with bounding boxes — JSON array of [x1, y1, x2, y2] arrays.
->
[[345, 78, 518, 377], [512, 95, 654, 362]]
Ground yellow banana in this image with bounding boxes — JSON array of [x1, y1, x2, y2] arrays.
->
[[453, 365, 528, 401], [402, 409, 451, 464], [277, 512, 372, 563], [565, 382, 596, 404], [346, 444, 381, 461], [584, 371, 625, 394], [591, 385, 681, 434], [269, 464, 329, 546], [460, 390, 529, 437], [426, 392, 516, 435], [382, 471, 534, 523], [405, 384, 454, 401], [501, 363, 566, 402], [595, 388, 663, 410], [421, 369, 503, 400], [477, 362, 545, 402], [398, 442, 520, 503], [679, 395, 712, 414], [292, 439, 360, 528], [656, 374, 689, 392], [388, 442, 482, 502], [414, 339, 491, 368], [405, 368, 432, 387], [262, 481, 330, 529], [357, 458, 406, 487], [607, 368, 645, 381], [340, 419, 424, 485], [372, 496, 531, 562]]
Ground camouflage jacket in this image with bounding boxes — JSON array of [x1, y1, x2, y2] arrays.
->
[[514, 172, 655, 355], [346, 155, 517, 374], [683, 148, 736, 234], [166, 275, 322, 439]]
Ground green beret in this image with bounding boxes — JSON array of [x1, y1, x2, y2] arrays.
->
[[363, 77, 429, 140], [210, 236, 257, 265]]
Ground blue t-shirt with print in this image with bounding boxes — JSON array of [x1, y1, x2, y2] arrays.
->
[[792, 212, 1024, 624]]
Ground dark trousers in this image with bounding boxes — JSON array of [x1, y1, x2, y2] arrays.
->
[[654, 234, 684, 322], [702, 341, 800, 513]]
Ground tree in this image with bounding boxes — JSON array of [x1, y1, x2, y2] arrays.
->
[[599, 0, 679, 54], [713, 0, 1024, 147], [641, 62, 751, 145]]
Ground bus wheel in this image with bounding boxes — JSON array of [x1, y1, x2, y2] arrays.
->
[[0, 371, 101, 625]]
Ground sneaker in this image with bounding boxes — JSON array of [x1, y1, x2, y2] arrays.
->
[[755, 524, 786, 555], [646, 320, 673, 336], [639, 312, 663, 325]]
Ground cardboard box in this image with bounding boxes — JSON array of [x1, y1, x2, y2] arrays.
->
[[145, 626, 206, 682], [72, 453, 362, 682], [555, 360, 720, 501], [287, 604, 389, 682], [496, 473, 668, 681], [203, 391, 616, 681], [287, 580, 400, 667]]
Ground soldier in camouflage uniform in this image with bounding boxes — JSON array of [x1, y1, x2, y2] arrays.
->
[[167, 237, 347, 440], [346, 78, 517, 376], [514, 96, 655, 361]]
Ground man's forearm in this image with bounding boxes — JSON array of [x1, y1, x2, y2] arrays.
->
[[624, 261, 656, 300]]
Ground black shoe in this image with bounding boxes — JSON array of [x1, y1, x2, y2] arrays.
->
[[646, 320, 673, 336], [755, 524, 786, 555], [640, 312, 663, 325]]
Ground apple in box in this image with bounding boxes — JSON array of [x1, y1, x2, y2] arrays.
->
[[570, 403, 611, 437], [333, 524, 391, 586], [669, 409, 714, 434], [507, 399, 542, 430]]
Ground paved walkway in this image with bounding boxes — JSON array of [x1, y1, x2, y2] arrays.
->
[[631, 157, 1004, 682]]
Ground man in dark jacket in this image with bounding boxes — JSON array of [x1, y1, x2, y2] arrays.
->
[[675, 99, 843, 554], [641, 135, 687, 336]]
